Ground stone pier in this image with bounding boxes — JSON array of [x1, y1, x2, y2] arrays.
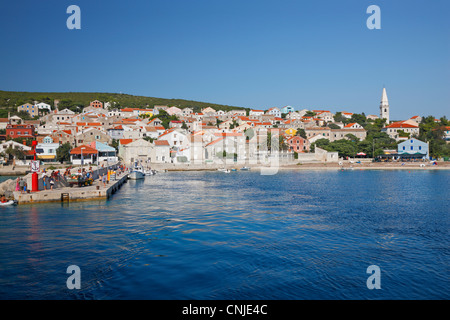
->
[[13, 172, 128, 204]]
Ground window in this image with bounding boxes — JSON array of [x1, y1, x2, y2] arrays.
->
[[403, 146, 405, 150], [411, 146, 413, 150], [419, 146, 422, 150]]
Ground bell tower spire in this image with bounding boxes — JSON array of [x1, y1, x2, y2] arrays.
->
[[380, 87, 390, 124]]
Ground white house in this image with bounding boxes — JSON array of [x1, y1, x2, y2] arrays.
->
[[249, 110, 265, 117], [36, 136, 59, 163], [266, 107, 282, 118], [157, 128, 188, 150], [35, 102, 52, 112]]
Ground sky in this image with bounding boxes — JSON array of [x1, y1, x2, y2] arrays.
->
[[0, 0, 449, 120]]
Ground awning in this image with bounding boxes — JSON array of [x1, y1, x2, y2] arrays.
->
[[37, 155, 56, 160]]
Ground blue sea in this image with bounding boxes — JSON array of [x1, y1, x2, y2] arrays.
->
[[0, 170, 448, 300]]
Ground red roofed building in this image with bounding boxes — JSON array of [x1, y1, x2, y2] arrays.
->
[[70, 145, 98, 165], [344, 122, 363, 129], [382, 121, 420, 140]]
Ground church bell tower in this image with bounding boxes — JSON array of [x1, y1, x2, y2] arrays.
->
[[380, 87, 390, 124]]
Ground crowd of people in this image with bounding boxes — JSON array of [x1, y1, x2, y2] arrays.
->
[[12, 165, 127, 193]]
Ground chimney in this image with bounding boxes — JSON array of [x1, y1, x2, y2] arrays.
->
[[23, 139, 27, 146]]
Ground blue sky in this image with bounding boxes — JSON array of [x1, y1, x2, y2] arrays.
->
[[0, 0, 448, 120]]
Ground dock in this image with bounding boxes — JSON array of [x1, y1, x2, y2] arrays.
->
[[13, 172, 129, 204]]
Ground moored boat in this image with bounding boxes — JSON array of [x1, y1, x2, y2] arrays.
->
[[0, 200, 18, 206]]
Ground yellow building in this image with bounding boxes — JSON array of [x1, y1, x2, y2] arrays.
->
[[285, 128, 297, 136]]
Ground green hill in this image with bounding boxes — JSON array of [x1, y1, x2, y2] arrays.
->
[[0, 90, 248, 117]]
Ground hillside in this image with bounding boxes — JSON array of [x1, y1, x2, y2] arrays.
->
[[0, 90, 248, 116]]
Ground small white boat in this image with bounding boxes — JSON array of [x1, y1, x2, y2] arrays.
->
[[129, 170, 145, 179], [144, 169, 156, 175], [128, 163, 146, 180], [0, 200, 18, 206], [240, 167, 250, 171], [217, 168, 227, 172]]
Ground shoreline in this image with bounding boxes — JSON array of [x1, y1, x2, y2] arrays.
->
[[152, 162, 450, 172]]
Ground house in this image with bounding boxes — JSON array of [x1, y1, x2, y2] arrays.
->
[[266, 107, 281, 118], [6, 124, 35, 139], [249, 110, 264, 117], [382, 121, 420, 140], [287, 136, 310, 153], [70, 145, 98, 165], [281, 106, 295, 114], [148, 118, 162, 127], [158, 128, 188, 149], [153, 105, 168, 115], [118, 138, 152, 164], [314, 110, 334, 122], [201, 107, 216, 115], [35, 136, 59, 163], [305, 127, 331, 140], [89, 100, 103, 109], [204, 133, 246, 161], [76, 128, 111, 145], [343, 123, 363, 129], [107, 125, 125, 140], [0, 140, 32, 155], [341, 112, 354, 119], [0, 118, 9, 130], [35, 102, 52, 113], [182, 107, 193, 116], [330, 128, 367, 142], [151, 140, 171, 163], [437, 126, 450, 142], [169, 120, 184, 128], [90, 141, 118, 164], [17, 103, 39, 117], [285, 128, 297, 136], [367, 114, 379, 120], [166, 106, 183, 116], [228, 110, 246, 117], [397, 138, 429, 160]]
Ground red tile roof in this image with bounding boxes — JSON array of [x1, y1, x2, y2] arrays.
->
[[154, 140, 170, 146], [70, 145, 98, 155], [119, 139, 133, 145], [385, 121, 419, 129]]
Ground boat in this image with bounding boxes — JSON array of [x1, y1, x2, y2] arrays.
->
[[224, 169, 231, 173], [231, 168, 237, 171], [0, 200, 18, 206], [217, 168, 227, 172], [240, 167, 250, 171], [128, 163, 146, 180], [144, 169, 156, 175]]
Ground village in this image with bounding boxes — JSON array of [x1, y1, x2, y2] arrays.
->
[[0, 87, 449, 173]]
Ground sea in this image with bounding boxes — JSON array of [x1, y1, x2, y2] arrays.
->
[[0, 170, 448, 300]]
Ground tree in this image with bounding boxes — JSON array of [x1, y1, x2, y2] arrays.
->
[[333, 112, 347, 123], [110, 139, 119, 152], [328, 123, 341, 129], [56, 142, 72, 163], [295, 128, 307, 139]]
